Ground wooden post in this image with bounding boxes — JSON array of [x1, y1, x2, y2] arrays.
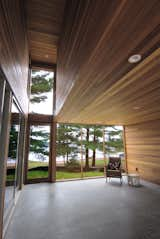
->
[[18, 115, 27, 190], [80, 127, 83, 178], [49, 64, 57, 182], [53, 66, 56, 116], [123, 126, 128, 173], [23, 120, 30, 184], [103, 128, 107, 176], [49, 120, 57, 182]]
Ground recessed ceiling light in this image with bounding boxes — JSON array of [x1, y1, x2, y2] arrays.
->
[[128, 54, 142, 63], [133, 106, 141, 110]]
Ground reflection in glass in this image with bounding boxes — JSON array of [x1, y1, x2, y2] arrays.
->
[[4, 100, 21, 218], [27, 125, 50, 180]]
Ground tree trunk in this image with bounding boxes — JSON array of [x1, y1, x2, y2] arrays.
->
[[92, 150, 96, 167], [85, 128, 89, 169], [66, 151, 69, 163], [92, 132, 96, 167], [63, 156, 65, 165]]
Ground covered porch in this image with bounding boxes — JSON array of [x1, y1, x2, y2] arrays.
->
[[0, 0, 160, 238]]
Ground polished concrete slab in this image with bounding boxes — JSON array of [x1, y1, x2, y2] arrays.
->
[[6, 178, 160, 239]]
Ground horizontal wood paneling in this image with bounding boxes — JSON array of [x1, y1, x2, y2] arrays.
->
[[26, 0, 66, 65], [0, 0, 29, 113], [56, 0, 160, 125], [125, 120, 160, 184]]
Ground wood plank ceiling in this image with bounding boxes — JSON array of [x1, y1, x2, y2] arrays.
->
[[56, 0, 160, 125], [26, 0, 66, 66]]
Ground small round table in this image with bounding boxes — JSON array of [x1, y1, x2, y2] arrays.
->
[[128, 173, 140, 187]]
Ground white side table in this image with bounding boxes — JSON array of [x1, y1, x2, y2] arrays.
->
[[128, 173, 140, 187]]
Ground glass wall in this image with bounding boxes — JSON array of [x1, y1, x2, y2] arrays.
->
[[0, 75, 25, 229], [56, 124, 125, 180], [0, 72, 25, 236], [25, 67, 54, 182], [4, 100, 22, 221], [27, 124, 50, 180]]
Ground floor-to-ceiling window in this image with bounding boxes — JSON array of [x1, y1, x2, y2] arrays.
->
[[25, 68, 54, 183], [26, 124, 50, 181], [56, 124, 125, 181]]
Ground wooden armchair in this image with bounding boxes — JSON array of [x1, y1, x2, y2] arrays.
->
[[105, 157, 122, 184]]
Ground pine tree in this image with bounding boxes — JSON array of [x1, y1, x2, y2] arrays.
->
[[106, 126, 124, 153], [30, 71, 53, 103], [29, 126, 50, 161], [90, 126, 103, 167], [56, 124, 80, 165], [29, 71, 53, 161], [85, 127, 89, 169]]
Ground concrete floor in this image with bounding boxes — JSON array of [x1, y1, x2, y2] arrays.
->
[[6, 178, 160, 239]]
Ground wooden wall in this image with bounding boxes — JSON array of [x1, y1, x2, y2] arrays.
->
[[0, 0, 29, 113], [125, 120, 160, 184]]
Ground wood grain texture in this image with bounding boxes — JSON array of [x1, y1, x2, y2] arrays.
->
[[28, 113, 53, 124], [56, 0, 160, 125], [125, 120, 160, 184], [0, 0, 29, 113], [26, 0, 66, 65]]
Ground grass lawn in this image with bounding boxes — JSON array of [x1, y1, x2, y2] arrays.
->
[[89, 158, 108, 167], [28, 159, 107, 169], [7, 159, 108, 181], [28, 161, 48, 169], [7, 158, 125, 181], [7, 174, 15, 181], [27, 160, 105, 180], [7, 170, 104, 181], [27, 170, 104, 180], [56, 170, 104, 180], [27, 170, 49, 179], [27, 159, 105, 180]]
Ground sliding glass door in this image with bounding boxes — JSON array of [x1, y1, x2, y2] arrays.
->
[[3, 98, 24, 223], [0, 72, 26, 233]]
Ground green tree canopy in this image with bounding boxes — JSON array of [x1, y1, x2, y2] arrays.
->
[[30, 71, 53, 103], [30, 126, 50, 161]]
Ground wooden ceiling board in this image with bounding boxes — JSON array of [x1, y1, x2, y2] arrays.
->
[[56, 0, 160, 125], [26, 0, 66, 64], [56, 48, 160, 125]]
